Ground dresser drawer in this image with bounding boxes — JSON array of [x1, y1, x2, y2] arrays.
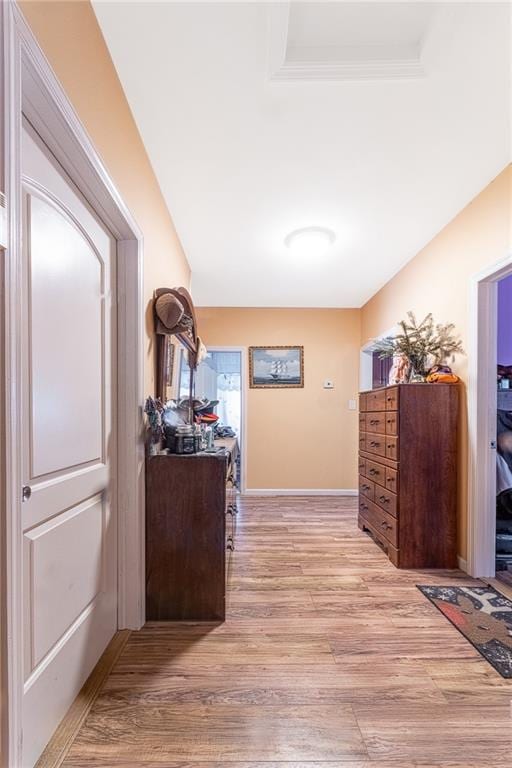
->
[[358, 456, 366, 476], [385, 411, 398, 435], [359, 498, 398, 547], [374, 487, 397, 518], [385, 387, 399, 410], [365, 458, 386, 487], [359, 392, 368, 412], [385, 466, 399, 494], [359, 475, 375, 501], [359, 433, 367, 452], [365, 433, 386, 458], [366, 389, 387, 411], [359, 413, 367, 431], [366, 412, 386, 434], [385, 435, 399, 461]]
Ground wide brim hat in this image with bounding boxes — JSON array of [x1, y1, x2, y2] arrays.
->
[[154, 292, 184, 331], [179, 397, 219, 413], [154, 287, 196, 336]]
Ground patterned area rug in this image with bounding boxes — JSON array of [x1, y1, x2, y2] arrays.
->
[[417, 585, 512, 678]]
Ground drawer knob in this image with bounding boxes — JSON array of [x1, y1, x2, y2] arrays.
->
[[369, 469, 378, 475], [370, 441, 380, 447], [381, 521, 392, 530], [362, 484, 370, 491], [379, 495, 389, 504]]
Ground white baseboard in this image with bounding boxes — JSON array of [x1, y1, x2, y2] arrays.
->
[[242, 489, 358, 497], [457, 555, 468, 573]]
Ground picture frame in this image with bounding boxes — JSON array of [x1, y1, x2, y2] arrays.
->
[[249, 346, 304, 388]]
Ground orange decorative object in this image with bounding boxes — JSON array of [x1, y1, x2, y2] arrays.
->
[[426, 372, 459, 383]]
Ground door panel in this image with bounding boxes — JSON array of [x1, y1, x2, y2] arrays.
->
[[28, 193, 104, 477], [21, 120, 117, 767], [24, 495, 105, 669]]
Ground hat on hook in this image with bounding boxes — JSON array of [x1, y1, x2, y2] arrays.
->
[[154, 286, 197, 337], [154, 292, 185, 332]]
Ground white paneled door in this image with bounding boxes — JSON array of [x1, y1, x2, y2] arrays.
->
[[21, 121, 117, 767]]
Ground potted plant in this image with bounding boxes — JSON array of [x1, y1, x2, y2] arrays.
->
[[373, 312, 464, 382]]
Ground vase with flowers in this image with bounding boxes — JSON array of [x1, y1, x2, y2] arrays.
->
[[372, 312, 464, 383]]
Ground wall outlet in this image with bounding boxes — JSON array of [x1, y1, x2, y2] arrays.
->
[[348, 399, 357, 410], [323, 379, 334, 389]]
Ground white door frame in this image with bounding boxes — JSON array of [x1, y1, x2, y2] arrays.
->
[[2, 4, 145, 765], [467, 252, 512, 577]]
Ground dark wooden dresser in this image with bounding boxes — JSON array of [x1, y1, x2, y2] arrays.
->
[[358, 383, 458, 568], [146, 438, 238, 621]]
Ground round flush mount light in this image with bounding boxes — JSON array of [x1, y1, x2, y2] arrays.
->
[[284, 226, 336, 257]]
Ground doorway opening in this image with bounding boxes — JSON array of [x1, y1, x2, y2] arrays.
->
[[179, 347, 244, 487], [496, 273, 512, 587], [468, 255, 512, 580]]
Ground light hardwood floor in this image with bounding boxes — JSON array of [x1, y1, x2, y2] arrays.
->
[[63, 496, 512, 767]]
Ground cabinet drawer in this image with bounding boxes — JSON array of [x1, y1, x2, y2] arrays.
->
[[366, 389, 386, 411], [359, 433, 367, 452], [385, 466, 399, 494], [359, 475, 375, 501], [358, 457, 366, 476], [365, 459, 386, 487], [385, 435, 399, 461], [359, 413, 367, 431], [385, 411, 398, 435], [366, 412, 386, 434], [359, 392, 368, 412], [385, 387, 399, 410], [359, 498, 398, 547], [374, 487, 398, 518], [365, 433, 386, 458]]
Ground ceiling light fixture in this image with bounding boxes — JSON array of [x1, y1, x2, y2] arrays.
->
[[284, 226, 336, 258]]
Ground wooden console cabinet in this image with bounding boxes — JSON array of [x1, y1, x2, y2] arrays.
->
[[358, 383, 458, 568], [146, 438, 238, 621]]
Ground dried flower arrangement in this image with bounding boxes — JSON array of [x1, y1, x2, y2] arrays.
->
[[373, 312, 464, 382]]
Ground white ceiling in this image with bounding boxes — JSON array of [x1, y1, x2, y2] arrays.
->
[[93, 2, 511, 307]]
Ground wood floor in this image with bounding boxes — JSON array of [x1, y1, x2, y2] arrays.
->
[[62, 496, 512, 767]]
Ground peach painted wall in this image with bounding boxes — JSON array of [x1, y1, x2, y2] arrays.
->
[[361, 165, 512, 558], [197, 308, 361, 491], [19, 0, 191, 395]]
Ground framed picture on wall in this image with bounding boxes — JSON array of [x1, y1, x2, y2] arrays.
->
[[249, 346, 304, 388]]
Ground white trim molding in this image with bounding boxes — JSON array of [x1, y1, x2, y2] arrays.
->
[[467, 252, 512, 578], [457, 556, 468, 573], [243, 489, 358, 497], [2, 3, 145, 765]]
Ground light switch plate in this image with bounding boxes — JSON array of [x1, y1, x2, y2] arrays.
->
[[348, 399, 357, 410], [323, 379, 334, 389]]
